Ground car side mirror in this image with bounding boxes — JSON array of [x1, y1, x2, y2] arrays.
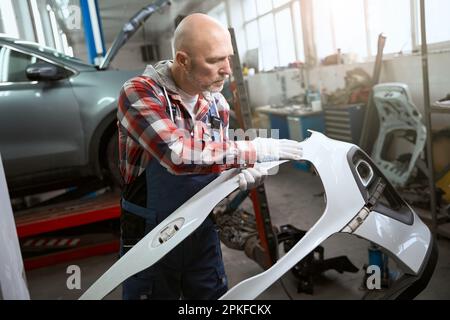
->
[[26, 62, 67, 81]]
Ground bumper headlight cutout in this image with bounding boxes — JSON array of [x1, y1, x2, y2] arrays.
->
[[356, 159, 374, 187]]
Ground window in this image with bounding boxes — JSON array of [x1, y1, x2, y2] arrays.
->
[[367, 0, 412, 55], [275, 8, 296, 67], [417, 0, 450, 45], [273, 0, 291, 8], [312, 0, 450, 61], [292, 1, 304, 63], [208, 2, 228, 27], [0, 0, 19, 38], [245, 20, 258, 50], [314, 0, 368, 59], [242, 0, 257, 21], [259, 13, 277, 71], [241, 0, 305, 71], [0, 46, 49, 83], [331, 0, 367, 59], [235, 0, 450, 68], [313, 0, 335, 60], [256, 0, 272, 15]]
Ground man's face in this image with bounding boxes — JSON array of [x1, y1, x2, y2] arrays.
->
[[185, 35, 234, 93]]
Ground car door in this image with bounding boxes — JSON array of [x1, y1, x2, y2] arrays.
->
[[0, 45, 85, 180]]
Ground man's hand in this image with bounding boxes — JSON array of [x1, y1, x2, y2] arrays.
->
[[238, 167, 268, 191], [252, 138, 303, 162]]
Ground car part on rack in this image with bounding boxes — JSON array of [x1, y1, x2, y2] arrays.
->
[[371, 83, 427, 187]]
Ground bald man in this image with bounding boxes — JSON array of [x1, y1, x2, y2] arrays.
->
[[117, 13, 302, 300]]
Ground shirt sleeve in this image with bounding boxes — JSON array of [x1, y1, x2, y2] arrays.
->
[[117, 77, 256, 175]]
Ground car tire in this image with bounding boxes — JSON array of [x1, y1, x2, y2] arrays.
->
[[106, 130, 122, 189]]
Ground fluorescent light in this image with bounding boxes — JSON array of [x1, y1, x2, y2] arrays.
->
[[61, 33, 68, 52], [0, 47, 9, 82], [0, 0, 19, 38], [67, 46, 74, 57], [30, 0, 46, 46], [49, 9, 63, 52], [61, 32, 71, 55]]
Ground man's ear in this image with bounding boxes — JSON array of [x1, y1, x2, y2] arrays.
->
[[175, 51, 190, 70]]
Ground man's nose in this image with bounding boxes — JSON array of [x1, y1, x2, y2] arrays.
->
[[220, 58, 232, 76]]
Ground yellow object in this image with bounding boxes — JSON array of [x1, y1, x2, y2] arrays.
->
[[437, 170, 450, 203], [242, 66, 249, 76]]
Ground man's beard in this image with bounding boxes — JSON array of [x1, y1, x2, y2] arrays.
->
[[186, 65, 225, 93]]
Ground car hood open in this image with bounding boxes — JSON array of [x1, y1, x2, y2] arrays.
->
[[99, 0, 171, 70]]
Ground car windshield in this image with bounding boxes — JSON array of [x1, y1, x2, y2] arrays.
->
[[16, 41, 92, 65]]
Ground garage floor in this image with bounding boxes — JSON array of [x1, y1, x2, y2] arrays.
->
[[26, 164, 450, 300]]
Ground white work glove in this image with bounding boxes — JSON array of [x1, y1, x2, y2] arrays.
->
[[252, 137, 303, 162], [238, 167, 268, 191]]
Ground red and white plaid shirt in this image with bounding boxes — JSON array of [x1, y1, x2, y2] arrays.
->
[[117, 62, 256, 185]]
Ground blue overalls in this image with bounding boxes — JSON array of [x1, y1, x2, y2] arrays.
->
[[119, 97, 228, 300]]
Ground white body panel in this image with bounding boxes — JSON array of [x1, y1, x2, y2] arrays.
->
[[81, 131, 431, 300], [80, 161, 285, 299], [221, 132, 367, 299], [353, 210, 430, 274], [0, 154, 30, 300]]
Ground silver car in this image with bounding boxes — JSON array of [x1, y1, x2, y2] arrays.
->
[[0, 36, 139, 197], [0, 1, 171, 198]]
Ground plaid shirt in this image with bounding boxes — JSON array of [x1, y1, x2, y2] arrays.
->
[[117, 62, 256, 185]]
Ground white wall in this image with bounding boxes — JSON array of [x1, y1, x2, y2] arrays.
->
[[382, 51, 450, 105], [308, 62, 373, 93], [247, 68, 306, 107], [71, 38, 157, 72], [157, 31, 174, 60], [106, 41, 151, 71], [383, 51, 450, 131]]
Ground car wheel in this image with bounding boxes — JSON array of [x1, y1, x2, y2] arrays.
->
[[106, 130, 122, 189]]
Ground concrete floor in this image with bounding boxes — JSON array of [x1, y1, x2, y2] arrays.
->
[[26, 163, 450, 300]]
